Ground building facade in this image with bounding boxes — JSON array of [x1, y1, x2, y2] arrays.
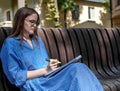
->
[[112, 0, 120, 27], [64, 0, 111, 28], [0, 0, 41, 27]]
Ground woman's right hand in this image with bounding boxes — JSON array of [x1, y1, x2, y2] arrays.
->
[[46, 59, 59, 73], [27, 59, 61, 79]]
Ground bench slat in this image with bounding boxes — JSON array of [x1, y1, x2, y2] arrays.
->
[[59, 28, 74, 62], [67, 28, 81, 59], [51, 28, 67, 64], [87, 28, 108, 78], [105, 28, 120, 74]]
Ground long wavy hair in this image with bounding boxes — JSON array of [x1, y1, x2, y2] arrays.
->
[[10, 7, 40, 47]]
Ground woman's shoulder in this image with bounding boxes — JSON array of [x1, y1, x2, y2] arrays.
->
[[6, 37, 16, 41], [3, 36, 18, 46], [1, 37, 17, 52]]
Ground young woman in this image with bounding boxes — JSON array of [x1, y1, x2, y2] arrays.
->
[[0, 7, 104, 91]]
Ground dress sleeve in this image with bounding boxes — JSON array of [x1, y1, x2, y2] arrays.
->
[[0, 39, 27, 87]]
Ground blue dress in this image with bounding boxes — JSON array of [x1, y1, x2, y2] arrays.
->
[[0, 36, 104, 91]]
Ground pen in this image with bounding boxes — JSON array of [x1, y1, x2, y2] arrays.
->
[[46, 58, 61, 64]]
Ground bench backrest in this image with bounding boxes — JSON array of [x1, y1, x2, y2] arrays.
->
[[0, 27, 120, 91], [38, 28, 120, 79]]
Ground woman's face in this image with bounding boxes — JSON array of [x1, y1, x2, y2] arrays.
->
[[24, 13, 38, 35]]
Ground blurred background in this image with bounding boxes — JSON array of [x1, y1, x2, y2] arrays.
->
[[0, 0, 119, 28]]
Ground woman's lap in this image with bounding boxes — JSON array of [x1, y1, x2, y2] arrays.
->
[[22, 63, 104, 91]]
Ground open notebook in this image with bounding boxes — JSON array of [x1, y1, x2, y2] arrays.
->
[[44, 55, 82, 77]]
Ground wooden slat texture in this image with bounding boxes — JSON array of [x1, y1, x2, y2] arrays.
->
[[38, 28, 51, 57], [59, 28, 74, 62], [51, 28, 67, 64], [105, 28, 120, 74], [112, 28, 120, 70], [67, 28, 81, 58], [75, 28, 89, 65], [96, 28, 115, 76], [87, 28, 108, 78], [41, 28, 59, 59]]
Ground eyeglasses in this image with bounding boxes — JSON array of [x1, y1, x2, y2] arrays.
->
[[25, 19, 39, 26]]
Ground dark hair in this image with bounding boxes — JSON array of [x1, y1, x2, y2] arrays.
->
[[10, 7, 40, 47]]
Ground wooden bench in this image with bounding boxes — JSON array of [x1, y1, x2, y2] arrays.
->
[[0, 27, 120, 91]]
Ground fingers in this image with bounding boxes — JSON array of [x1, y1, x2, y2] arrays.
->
[[49, 59, 58, 69], [50, 59, 61, 64], [47, 59, 60, 72]]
